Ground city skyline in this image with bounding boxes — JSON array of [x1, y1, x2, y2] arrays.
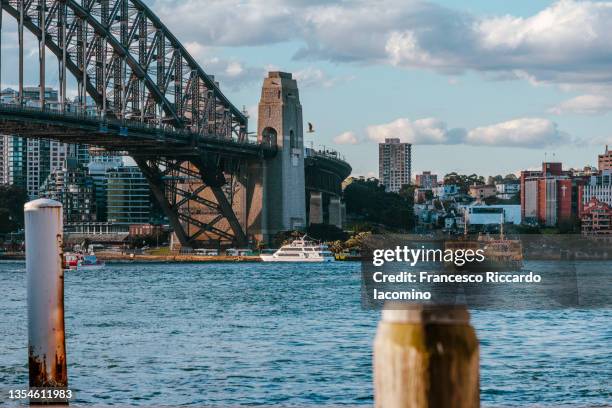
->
[[2, 1, 612, 178]]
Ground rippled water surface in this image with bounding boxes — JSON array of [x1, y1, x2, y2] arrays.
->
[[1, 261, 610, 406]]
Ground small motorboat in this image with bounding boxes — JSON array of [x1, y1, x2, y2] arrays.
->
[[64, 251, 105, 271], [78, 253, 106, 270]]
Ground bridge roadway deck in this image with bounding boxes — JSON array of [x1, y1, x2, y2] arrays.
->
[[0, 104, 276, 160]]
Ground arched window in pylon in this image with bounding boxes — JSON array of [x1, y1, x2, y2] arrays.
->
[[262, 127, 278, 147], [290, 130, 297, 149]]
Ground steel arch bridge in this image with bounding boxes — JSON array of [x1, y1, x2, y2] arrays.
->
[[0, 0, 276, 247]]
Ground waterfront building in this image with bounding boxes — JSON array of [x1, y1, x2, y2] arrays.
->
[[598, 145, 612, 171], [520, 162, 583, 226], [0, 135, 27, 189], [106, 166, 153, 224], [581, 196, 612, 236], [39, 159, 96, 223], [415, 171, 437, 189], [378, 138, 411, 193], [87, 155, 124, 222], [461, 203, 522, 226]]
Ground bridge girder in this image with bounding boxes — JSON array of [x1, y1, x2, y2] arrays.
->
[[2, 0, 248, 141], [135, 157, 248, 248], [0, 0, 269, 247]]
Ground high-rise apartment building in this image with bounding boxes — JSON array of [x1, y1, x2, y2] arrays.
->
[[0, 135, 27, 189], [379, 138, 412, 193], [39, 159, 96, 223], [0, 86, 90, 198]]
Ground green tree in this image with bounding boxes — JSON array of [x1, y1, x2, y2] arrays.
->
[[444, 172, 485, 193], [0, 185, 28, 233], [343, 178, 414, 231], [307, 223, 348, 242]]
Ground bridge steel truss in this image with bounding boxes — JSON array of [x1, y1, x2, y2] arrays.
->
[[0, 0, 269, 247]]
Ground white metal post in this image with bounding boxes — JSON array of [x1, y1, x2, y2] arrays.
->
[[24, 199, 68, 394]]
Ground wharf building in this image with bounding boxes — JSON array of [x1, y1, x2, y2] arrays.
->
[[379, 138, 412, 193]]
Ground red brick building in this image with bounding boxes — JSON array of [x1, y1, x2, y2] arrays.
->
[[582, 197, 612, 236], [521, 162, 584, 226]]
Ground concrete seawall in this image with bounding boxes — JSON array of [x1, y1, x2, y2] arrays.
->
[[0, 252, 262, 263]]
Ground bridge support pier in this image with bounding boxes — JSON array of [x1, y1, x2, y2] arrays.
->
[[329, 197, 342, 229], [309, 192, 323, 225], [256, 72, 307, 243]]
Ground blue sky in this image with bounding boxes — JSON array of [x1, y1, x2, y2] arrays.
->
[[3, 0, 612, 178]]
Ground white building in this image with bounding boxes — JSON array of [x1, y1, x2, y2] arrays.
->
[[26, 139, 70, 198], [379, 138, 412, 193], [583, 170, 612, 207], [495, 183, 521, 199], [432, 184, 459, 199], [461, 203, 522, 225]]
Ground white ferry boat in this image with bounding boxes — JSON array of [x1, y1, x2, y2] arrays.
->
[[260, 236, 335, 262]]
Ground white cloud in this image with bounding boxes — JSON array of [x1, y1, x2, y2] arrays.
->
[[153, 0, 296, 47], [383, 1, 612, 86], [550, 94, 612, 115], [367, 117, 465, 145], [152, 0, 612, 89], [183, 42, 265, 90], [366, 117, 569, 148], [333, 131, 359, 145], [466, 118, 570, 147], [293, 67, 353, 88]]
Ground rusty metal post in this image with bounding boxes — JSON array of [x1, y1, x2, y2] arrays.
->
[[24, 199, 68, 402], [373, 305, 479, 408]]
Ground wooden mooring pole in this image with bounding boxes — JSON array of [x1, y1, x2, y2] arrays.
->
[[374, 305, 479, 408], [24, 199, 68, 404]]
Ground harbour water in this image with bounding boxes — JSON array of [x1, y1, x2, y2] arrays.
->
[[1, 261, 610, 406]]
